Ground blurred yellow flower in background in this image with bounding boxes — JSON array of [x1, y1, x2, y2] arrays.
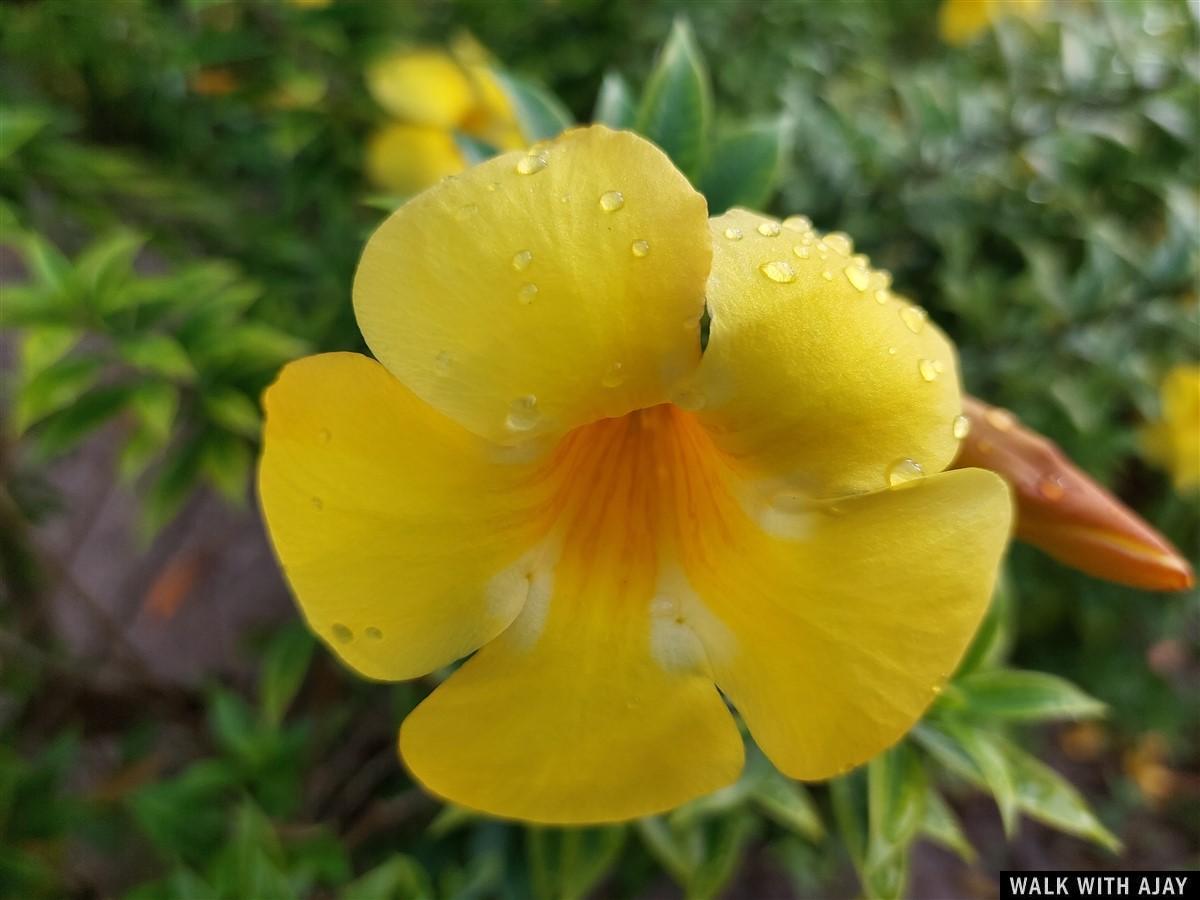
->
[[1141, 365, 1200, 491], [259, 126, 1012, 823], [364, 34, 525, 195], [938, 0, 1044, 45]]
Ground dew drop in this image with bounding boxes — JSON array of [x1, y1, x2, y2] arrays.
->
[[486, 181, 499, 192], [823, 232, 853, 256], [759, 260, 797, 284], [875, 289, 892, 304], [799, 231, 815, 246], [844, 264, 871, 292], [511, 249, 533, 271], [517, 282, 539, 305], [723, 226, 744, 241], [1038, 475, 1066, 501], [918, 358, 940, 382], [757, 220, 782, 237], [516, 152, 547, 175], [900, 305, 928, 334], [599, 190, 625, 211], [887, 457, 924, 487], [310, 496, 323, 510], [434, 351, 452, 374], [821, 270, 834, 281], [953, 414, 971, 439], [985, 408, 1017, 431], [888, 346, 898, 355], [456, 203, 478, 220], [601, 362, 626, 388], [931, 684, 944, 696], [631, 239, 650, 258], [364, 626, 383, 640], [317, 427, 332, 443], [506, 395, 540, 431], [793, 244, 810, 259], [331, 623, 352, 643], [783, 214, 812, 232]]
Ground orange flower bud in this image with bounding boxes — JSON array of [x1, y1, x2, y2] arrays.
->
[[956, 396, 1194, 592]]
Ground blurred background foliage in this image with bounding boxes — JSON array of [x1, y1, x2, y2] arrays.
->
[[1, 0, 1197, 898]]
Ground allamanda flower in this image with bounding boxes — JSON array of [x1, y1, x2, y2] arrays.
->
[[938, 0, 1043, 45], [259, 126, 1013, 824], [1141, 364, 1200, 492], [364, 35, 525, 195]]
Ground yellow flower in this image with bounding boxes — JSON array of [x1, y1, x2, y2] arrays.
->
[[259, 127, 1013, 824], [938, 0, 1043, 45], [1142, 365, 1200, 491], [364, 40, 525, 194]]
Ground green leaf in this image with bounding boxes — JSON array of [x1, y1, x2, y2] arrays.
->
[[560, 827, 625, 900], [129, 381, 179, 443], [635, 18, 712, 178], [1000, 737, 1121, 852], [203, 386, 262, 439], [919, 788, 975, 863], [956, 669, 1106, 723], [955, 570, 1015, 675], [30, 383, 134, 460], [259, 623, 315, 727], [129, 759, 237, 864], [200, 432, 252, 504], [927, 722, 1018, 836], [118, 334, 196, 381], [700, 119, 786, 213], [593, 71, 636, 128], [141, 438, 205, 538], [864, 744, 926, 899], [688, 811, 758, 900], [828, 770, 867, 871], [634, 818, 692, 885], [0, 106, 53, 161], [16, 354, 104, 432], [19, 233, 74, 298], [750, 770, 824, 842], [342, 854, 433, 900], [18, 325, 81, 381], [496, 72, 573, 142], [75, 230, 145, 312]]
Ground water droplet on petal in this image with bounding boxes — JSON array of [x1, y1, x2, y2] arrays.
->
[[793, 244, 810, 259], [486, 182, 499, 192], [512, 249, 533, 271], [517, 282, 538, 305], [875, 289, 892, 304], [1038, 475, 1066, 501], [844, 264, 871, 292], [799, 231, 815, 245], [631, 239, 650, 258], [823, 232, 853, 256], [506, 395, 540, 431], [953, 415, 971, 439], [783, 214, 812, 232], [601, 362, 626, 387], [900, 305, 927, 333], [888, 346, 898, 355], [918, 358, 940, 382], [757, 221, 782, 237], [331, 623, 352, 643], [723, 226, 744, 241], [456, 203, 478, 220], [434, 351, 452, 374], [985, 408, 1017, 431], [317, 428, 331, 443], [310, 496, 323, 510], [365, 626, 383, 640], [516, 152, 548, 175], [821, 270, 833, 281], [760, 260, 797, 283], [599, 190, 625, 211], [931, 684, 944, 696], [887, 457, 924, 487]]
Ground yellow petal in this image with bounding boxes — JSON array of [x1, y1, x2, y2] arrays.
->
[[364, 123, 465, 196], [1141, 364, 1200, 490], [461, 64, 526, 151], [938, 0, 995, 45], [687, 208, 964, 498], [681, 467, 1013, 779], [354, 126, 711, 445], [258, 353, 548, 681], [400, 526, 743, 824], [365, 49, 474, 127]]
